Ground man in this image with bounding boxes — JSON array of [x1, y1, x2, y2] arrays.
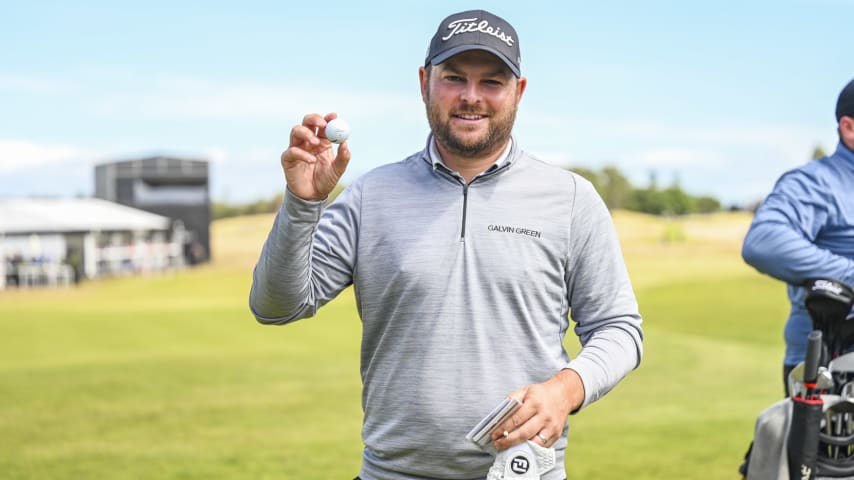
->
[[250, 9, 643, 479], [742, 77, 854, 395]]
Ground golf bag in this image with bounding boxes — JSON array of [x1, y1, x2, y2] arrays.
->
[[742, 278, 854, 480]]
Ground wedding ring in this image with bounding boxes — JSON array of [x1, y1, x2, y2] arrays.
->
[[536, 432, 548, 444], [502, 430, 510, 438]]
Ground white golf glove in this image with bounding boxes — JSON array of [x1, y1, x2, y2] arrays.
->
[[486, 440, 556, 480]]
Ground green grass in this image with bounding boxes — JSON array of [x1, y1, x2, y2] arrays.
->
[[0, 211, 790, 479]]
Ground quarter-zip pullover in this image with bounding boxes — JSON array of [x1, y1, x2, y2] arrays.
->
[[250, 136, 644, 480], [428, 138, 513, 240], [743, 142, 854, 366]]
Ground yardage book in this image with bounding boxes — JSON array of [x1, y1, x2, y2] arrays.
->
[[465, 397, 521, 451]]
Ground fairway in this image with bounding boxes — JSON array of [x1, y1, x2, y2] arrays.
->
[[0, 210, 787, 479]]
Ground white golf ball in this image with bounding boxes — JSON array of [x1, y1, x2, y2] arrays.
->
[[325, 118, 350, 144]]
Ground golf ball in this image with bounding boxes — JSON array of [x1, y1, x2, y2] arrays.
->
[[325, 118, 350, 144]]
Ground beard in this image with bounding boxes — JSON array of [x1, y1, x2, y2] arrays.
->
[[425, 94, 518, 159]]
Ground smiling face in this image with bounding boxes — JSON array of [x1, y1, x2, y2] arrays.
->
[[420, 50, 526, 163]]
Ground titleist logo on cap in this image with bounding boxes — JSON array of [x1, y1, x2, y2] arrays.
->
[[441, 17, 515, 47], [425, 10, 522, 77]]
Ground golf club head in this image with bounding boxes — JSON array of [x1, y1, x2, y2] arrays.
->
[[790, 364, 835, 396], [806, 278, 854, 324], [806, 279, 854, 359], [790, 363, 805, 396], [829, 398, 854, 415], [805, 330, 823, 383], [820, 368, 836, 391], [830, 352, 854, 374]]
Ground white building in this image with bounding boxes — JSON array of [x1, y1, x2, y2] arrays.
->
[[0, 198, 185, 290]]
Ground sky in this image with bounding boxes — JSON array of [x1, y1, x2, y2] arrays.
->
[[0, 1, 851, 207]]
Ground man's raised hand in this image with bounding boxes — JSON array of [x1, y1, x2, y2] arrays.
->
[[281, 112, 351, 201]]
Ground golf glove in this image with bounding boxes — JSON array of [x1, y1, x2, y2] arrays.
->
[[486, 440, 556, 480]]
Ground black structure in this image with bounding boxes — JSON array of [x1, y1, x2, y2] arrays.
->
[[95, 157, 211, 264]]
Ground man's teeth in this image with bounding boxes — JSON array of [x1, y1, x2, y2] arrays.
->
[[456, 114, 484, 119]]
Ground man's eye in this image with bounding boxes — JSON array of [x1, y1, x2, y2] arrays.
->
[[446, 76, 464, 82]]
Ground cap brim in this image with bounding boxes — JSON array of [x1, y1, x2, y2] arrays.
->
[[428, 45, 521, 78]]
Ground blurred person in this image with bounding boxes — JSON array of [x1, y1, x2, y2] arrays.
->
[[742, 77, 854, 395], [249, 9, 643, 480]]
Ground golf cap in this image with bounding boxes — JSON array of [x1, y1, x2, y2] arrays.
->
[[425, 10, 521, 78], [836, 78, 854, 122]]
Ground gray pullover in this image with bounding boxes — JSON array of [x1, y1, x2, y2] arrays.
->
[[250, 137, 643, 480]]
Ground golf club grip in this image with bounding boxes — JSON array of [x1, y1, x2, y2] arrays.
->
[[804, 330, 822, 385]]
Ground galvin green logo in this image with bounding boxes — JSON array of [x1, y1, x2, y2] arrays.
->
[[487, 224, 542, 239]]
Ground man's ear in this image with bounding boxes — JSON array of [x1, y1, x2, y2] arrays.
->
[[419, 66, 429, 103], [515, 76, 527, 103], [841, 116, 854, 150]]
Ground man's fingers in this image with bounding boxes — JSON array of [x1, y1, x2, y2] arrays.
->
[[493, 414, 544, 450], [293, 112, 339, 144], [508, 388, 526, 402], [294, 112, 335, 145], [316, 112, 340, 141], [492, 412, 559, 449], [333, 142, 351, 175], [302, 112, 328, 130], [488, 383, 568, 450], [491, 402, 533, 442], [290, 124, 322, 147], [298, 112, 336, 140], [281, 146, 319, 166], [531, 427, 555, 448]]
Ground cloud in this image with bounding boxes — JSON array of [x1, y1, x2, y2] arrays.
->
[[526, 110, 832, 172], [522, 109, 831, 166], [0, 140, 286, 201], [529, 150, 576, 168], [612, 120, 831, 167], [0, 140, 94, 173], [628, 147, 725, 168], [517, 113, 835, 205], [200, 147, 229, 165], [91, 75, 420, 122], [0, 74, 72, 94], [0, 136, 282, 179]]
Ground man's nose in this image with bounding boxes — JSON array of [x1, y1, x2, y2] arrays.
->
[[460, 82, 481, 104]]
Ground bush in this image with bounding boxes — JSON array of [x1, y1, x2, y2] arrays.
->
[[212, 184, 347, 220], [570, 165, 722, 216]]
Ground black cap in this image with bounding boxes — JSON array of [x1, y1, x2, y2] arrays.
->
[[836, 78, 854, 122], [425, 10, 521, 77]]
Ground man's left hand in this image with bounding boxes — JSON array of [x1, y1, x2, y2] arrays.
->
[[490, 369, 585, 450]]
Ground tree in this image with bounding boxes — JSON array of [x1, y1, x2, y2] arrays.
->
[[627, 188, 667, 215], [661, 185, 695, 215], [600, 166, 632, 210], [212, 183, 349, 220], [695, 196, 721, 213], [569, 164, 723, 216]]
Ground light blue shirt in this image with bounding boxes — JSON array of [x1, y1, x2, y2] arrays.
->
[[742, 142, 854, 365]]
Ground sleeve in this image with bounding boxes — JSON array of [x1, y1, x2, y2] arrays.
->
[[741, 169, 854, 286], [563, 178, 644, 410], [248, 183, 361, 324]]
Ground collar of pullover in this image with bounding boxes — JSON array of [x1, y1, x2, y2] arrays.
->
[[421, 134, 519, 181]]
